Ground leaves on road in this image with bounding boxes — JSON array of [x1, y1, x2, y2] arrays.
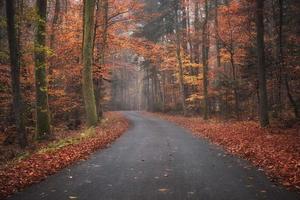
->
[[158, 188, 169, 193]]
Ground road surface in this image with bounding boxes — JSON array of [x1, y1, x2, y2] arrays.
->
[[8, 111, 300, 200]]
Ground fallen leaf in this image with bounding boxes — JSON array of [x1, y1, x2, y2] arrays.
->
[[158, 188, 169, 192]]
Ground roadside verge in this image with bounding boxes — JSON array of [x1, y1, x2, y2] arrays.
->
[[0, 112, 129, 199]]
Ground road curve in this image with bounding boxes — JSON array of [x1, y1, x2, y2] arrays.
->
[[8, 111, 300, 200]]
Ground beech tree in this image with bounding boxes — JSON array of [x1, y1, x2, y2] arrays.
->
[[5, 0, 27, 147], [202, 0, 209, 120], [0, 0, 299, 147], [174, 1, 187, 116], [94, 0, 109, 119], [50, 0, 61, 50], [34, 0, 52, 139], [255, 0, 269, 127], [82, 0, 98, 127]]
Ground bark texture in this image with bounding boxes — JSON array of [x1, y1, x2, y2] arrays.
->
[[256, 0, 269, 127], [34, 0, 52, 139], [5, 0, 27, 147], [82, 0, 98, 127]]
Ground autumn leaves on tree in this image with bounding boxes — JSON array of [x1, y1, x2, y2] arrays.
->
[[111, 0, 299, 126], [2, 0, 115, 147], [0, 0, 299, 149], [0, 0, 299, 197]]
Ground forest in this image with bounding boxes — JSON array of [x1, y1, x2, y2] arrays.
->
[[0, 0, 299, 199]]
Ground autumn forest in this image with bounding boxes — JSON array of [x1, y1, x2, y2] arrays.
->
[[0, 0, 299, 199]]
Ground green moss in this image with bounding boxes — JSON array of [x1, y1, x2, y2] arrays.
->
[[0, 51, 9, 61], [0, 16, 6, 28], [38, 127, 95, 153], [16, 152, 30, 161]]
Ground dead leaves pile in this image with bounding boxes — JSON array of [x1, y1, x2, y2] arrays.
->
[[151, 113, 300, 191], [0, 112, 129, 199]]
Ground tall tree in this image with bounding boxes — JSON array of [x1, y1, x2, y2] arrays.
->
[[95, 0, 109, 119], [214, 0, 221, 69], [34, 0, 52, 139], [255, 0, 269, 127], [5, 0, 27, 147], [174, 1, 187, 116], [82, 0, 98, 127], [202, 0, 209, 120], [50, 0, 61, 50]]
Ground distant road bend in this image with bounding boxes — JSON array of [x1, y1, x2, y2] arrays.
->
[[9, 111, 300, 200]]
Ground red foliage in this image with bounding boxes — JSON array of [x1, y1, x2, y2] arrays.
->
[[149, 113, 300, 191], [0, 112, 129, 199]]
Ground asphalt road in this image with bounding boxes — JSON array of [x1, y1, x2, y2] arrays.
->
[[8, 111, 300, 200]]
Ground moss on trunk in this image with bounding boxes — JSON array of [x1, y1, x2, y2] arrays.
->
[[82, 0, 98, 127], [34, 0, 52, 139]]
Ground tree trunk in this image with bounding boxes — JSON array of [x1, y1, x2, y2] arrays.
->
[[162, 71, 166, 112], [255, 0, 269, 127], [174, 2, 186, 115], [145, 68, 150, 110], [50, 0, 60, 50], [230, 51, 239, 118], [285, 74, 299, 119], [34, 0, 52, 139], [95, 0, 108, 118], [202, 0, 209, 120], [82, 0, 98, 127], [193, 2, 200, 84], [0, 0, 5, 51], [5, 0, 27, 147], [214, 0, 221, 69], [272, 0, 283, 117]]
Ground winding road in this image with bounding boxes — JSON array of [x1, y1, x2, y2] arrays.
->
[[8, 111, 300, 200]]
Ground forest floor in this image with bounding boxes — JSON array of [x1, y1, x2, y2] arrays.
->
[[145, 112, 300, 191], [0, 112, 129, 199]]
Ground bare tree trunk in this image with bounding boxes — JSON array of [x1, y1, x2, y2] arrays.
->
[[34, 0, 52, 139], [202, 0, 209, 120], [193, 1, 201, 98], [175, 2, 186, 115], [214, 0, 224, 117], [162, 71, 166, 112], [94, 0, 108, 118], [271, 0, 283, 117], [255, 0, 269, 127], [145, 67, 150, 110], [230, 51, 239, 118], [0, 0, 5, 51], [284, 74, 299, 118], [214, 0, 221, 69], [82, 0, 98, 127], [5, 0, 27, 147], [50, 0, 60, 50]]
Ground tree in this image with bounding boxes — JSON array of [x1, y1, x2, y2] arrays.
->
[[5, 0, 27, 147], [255, 0, 269, 127], [94, 0, 109, 119], [50, 0, 61, 50], [202, 0, 209, 120], [82, 0, 98, 127], [34, 0, 52, 139], [174, 1, 187, 116]]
